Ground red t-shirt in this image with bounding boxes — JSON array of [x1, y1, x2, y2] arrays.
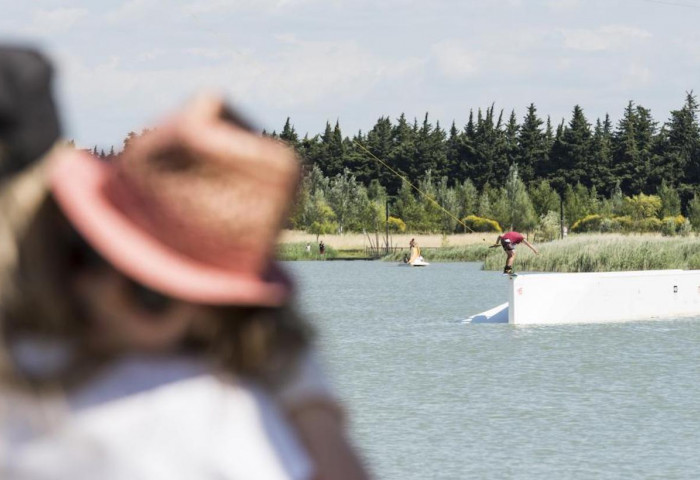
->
[[502, 231, 524, 244]]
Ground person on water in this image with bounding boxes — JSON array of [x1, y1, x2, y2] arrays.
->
[[490, 231, 538, 274]]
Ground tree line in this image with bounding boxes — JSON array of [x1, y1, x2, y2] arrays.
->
[[260, 92, 700, 238], [270, 92, 699, 200], [97, 92, 700, 238]]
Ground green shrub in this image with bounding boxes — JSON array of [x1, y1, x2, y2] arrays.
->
[[660, 216, 685, 236], [661, 217, 677, 236], [614, 216, 635, 232], [636, 217, 663, 232], [623, 193, 662, 220], [571, 214, 603, 233], [386, 216, 406, 232], [537, 210, 560, 241], [599, 217, 621, 233], [462, 215, 502, 233], [679, 218, 693, 236]]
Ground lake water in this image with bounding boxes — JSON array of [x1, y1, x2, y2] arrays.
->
[[286, 261, 700, 480]]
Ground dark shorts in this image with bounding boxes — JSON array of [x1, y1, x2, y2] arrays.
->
[[500, 238, 515, 251]]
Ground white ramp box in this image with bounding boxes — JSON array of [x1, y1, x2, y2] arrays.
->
[[508, 270, 700, 325]]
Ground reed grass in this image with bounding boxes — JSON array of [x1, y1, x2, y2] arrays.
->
[[383, 244, 493, 262], [280, 233, 700, 272], [482, 234, 700, 272], [383, 234, 700, 272]]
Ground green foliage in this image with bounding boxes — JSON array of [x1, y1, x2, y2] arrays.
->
[[571, 214, 604, 233], [679, 218, 693, 236], [623, 193, 662, 220], [636, 217, 663, 232], [657, 180, 681, 217], [456, 179, 478, 223], [537, 210, 560, 242], [476, 185, 492, 218], [501, 164, 538, 231], [327, 168, 363, 234], [661, 217, 677, 236], [272, 93, 700, 235], [529, 180, 560, 217], [571, 213, 679, 234], [308, 220, 337, 241], [436, 175, 460, 233], [386, 216, 406, 232], [304, 192, 337, 240], [564, 183, 595, 226], [687, 193, 700, 229], [462, 214, 502, 232]]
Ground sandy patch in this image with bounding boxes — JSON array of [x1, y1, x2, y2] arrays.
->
[[278, 230, 495, 249]]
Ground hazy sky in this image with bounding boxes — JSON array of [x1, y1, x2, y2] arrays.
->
[[2, 0, 700, 149]]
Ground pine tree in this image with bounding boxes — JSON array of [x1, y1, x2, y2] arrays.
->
[[387, 114, 416, 196], [517, 104, 547, 185], [279, 117, 299, 149], [557, 105, 592, 188], [663, 92, 700, 197], [657, 179, 681, 217], [504, 110, 519, 170], [633, 105, 657, 193], [590, 115, 614, 193], [445, 122, 461, 182], [366, 116, 394, 191]]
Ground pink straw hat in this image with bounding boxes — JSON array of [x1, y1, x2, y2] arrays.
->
[[48, 95, 300, 306]]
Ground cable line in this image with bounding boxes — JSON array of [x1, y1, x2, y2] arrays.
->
[[353, 140, 478, 235], [637, 0, 700, 9]]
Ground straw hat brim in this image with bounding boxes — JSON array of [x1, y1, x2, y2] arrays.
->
[[48, 148, 292, 306]]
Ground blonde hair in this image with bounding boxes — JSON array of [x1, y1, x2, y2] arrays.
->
[[0, 159, 311, 390]]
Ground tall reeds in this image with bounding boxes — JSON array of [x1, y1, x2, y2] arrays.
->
[[486, 234, 700, 272], [385, 234, 700, 272]]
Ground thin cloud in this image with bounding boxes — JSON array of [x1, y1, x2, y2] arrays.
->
[[24, 7, 88, 35], [432, 40, 479, 79], [560, 25, 652, 52]]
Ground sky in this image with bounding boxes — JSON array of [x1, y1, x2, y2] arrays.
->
[[2, 0, 700, 150]]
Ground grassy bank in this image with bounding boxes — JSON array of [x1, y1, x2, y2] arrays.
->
[[279, 233, 700, 272], [384, 234, 700, 272], [276, 242, 339, 260], [482, 234, 700, 272], [383, 244, 493, 262]]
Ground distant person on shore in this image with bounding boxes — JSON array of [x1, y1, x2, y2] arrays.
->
[[490, 231, 539, 274], [319, 241, 325, 255], [305, 242, 311, 254]]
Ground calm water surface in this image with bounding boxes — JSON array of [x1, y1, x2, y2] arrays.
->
[[286, 261, 700, 480]]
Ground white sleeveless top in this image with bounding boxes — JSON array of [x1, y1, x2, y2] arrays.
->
[[0, 342, 334, 480]]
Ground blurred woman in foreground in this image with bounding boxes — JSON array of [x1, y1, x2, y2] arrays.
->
[[0, 47, 368, 480]]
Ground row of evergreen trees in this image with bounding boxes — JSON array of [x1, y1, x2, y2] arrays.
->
[[270, 93, 700, 212]]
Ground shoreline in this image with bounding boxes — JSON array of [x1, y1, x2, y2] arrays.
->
[[278, 233, 700, 272]]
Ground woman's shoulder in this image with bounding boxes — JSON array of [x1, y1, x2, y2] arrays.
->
[[1, 353, 315, 479]]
